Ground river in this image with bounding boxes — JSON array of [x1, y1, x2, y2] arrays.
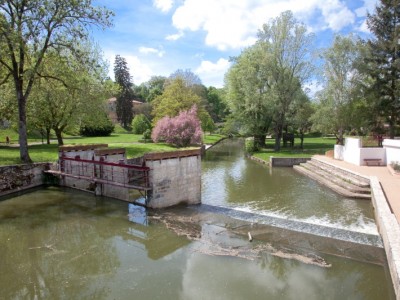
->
[[0, 138, 395, 299]]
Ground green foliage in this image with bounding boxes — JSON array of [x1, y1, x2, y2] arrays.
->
[[365, 1, 400, 138], [201, 113, 216, 133], [142, 129, 152, 141], [311, 35, 363, 144], [80, 119, 114, 137], [152, 78, 206, 123], [131, 114, 151, 134], [0, 0, 113, 162], [245, 137, 258, 154], [225, 11, 314, 151]]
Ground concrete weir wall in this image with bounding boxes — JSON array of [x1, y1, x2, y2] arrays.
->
[[370, 177, 400, 299], [144, 149, 202, 208], [0, 163, 50, 197]]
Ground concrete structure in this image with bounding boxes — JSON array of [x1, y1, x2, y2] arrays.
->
[[144, 149, 202, 208], [334, 137, 400, 166], [314, 155, 400, 300], [0, 163, 51, 197], [47, 145, 201, 208], [269, 157, 311, 167]]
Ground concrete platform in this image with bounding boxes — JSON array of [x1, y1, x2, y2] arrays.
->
[[314, 155, 400, 224]]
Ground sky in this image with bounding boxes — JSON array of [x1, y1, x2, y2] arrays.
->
[[91, 0, 378, 89]]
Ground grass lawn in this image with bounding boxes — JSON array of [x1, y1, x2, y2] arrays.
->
[[253, 136, 337, 162], [203, 134, 225, 145], [0, 130, 227, 166]]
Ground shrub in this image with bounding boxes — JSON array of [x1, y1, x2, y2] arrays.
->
[[131, 114, 151, 134], [245, 137, 258, 154], [152, 105, 203, 147], [79, 120, 114, 137]]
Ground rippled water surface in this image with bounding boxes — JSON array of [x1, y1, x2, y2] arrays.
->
[[202, 139, 377, 234], [0, 138, 395, 299]]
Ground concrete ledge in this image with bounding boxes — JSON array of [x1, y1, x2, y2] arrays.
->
[[270, 157, 311, 167], [144, 149, 201, 161], [370, 176, 400, 299]]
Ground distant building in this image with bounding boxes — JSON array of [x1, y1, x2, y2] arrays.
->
[[107, 97, 144, 124]]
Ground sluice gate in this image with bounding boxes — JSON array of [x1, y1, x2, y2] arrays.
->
[[45, 144, 202, 208]]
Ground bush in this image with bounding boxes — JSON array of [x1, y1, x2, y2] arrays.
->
[[80, 121, 115, 137], [152, 105, 203, 147], [131, 114, 151, 134], [245, 137, 258, 154]]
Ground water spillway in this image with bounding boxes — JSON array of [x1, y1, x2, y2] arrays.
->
[[199, 204, 383, 248], [202, 139, 381, 247]]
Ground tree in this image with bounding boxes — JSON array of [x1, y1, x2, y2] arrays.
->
[[114, 55, 134, 129], [225, 11, 314, 150], [28, 48, 114, 145], [225, 44, 273, 147], [0, 0, 113, 162], [311, 35, 363, 144], [152, 78, 201, 122], [205, 86, 228, 122], [151, 105, 203, 147], [366, 0, 400, 138], [257, 11, 314, 150], [131, 114, 151, 134]]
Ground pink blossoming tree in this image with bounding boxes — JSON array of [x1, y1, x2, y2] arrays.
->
[[152, 105, 203, 147]]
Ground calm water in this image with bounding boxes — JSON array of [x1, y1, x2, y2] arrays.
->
[[0, 138, 395, 299]]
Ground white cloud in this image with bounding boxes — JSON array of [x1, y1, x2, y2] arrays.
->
[[153, 0, 174, 13], [195, 58, 231, 87], [170, 0, 358, 50], [139, 46, 165, 57], [165, 31, 184, 41]]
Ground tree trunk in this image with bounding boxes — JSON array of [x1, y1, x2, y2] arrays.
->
[[336, 127, 344, 145], [54, 128, 64, 146], [274, 124, 282, 151], [17, 93, 32, 163], [300, 129, 304, 149], [46, 127, 51, 144]]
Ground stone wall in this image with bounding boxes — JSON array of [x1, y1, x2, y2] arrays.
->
[[144, 150, 202, 208], [0, 163, 50, 197]]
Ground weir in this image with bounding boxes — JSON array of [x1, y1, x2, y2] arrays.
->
[[199, 204, 383, 248]]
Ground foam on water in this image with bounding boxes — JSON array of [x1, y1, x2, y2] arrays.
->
[[235, 205, 379, 235]]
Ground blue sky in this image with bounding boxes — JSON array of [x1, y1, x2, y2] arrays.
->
[[91, 0, 377, 89]]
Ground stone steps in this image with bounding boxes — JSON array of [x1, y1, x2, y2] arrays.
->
[[293, 157, 371, 200], [309, 158, 370, 188]]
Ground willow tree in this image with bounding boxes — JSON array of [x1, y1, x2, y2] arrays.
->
[[225, 11, 314, 150], [258, 11, 314, 151], [311, 35, 364, 145], [225, 43, 273, 148], [0, 0, 113, 162]]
